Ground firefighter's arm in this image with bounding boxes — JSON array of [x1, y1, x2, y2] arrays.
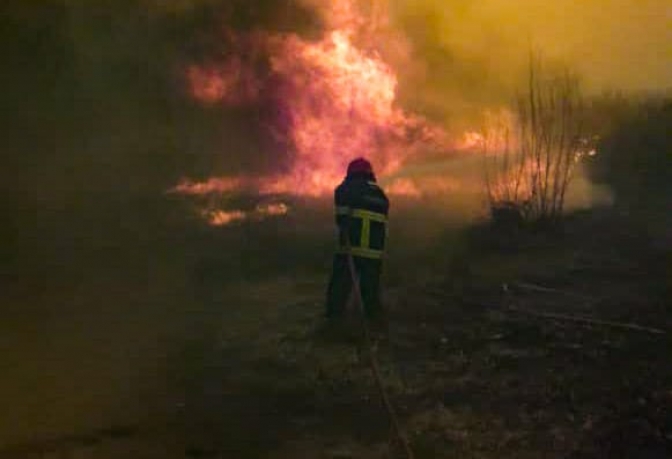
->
[[334, 188, 351, 229]]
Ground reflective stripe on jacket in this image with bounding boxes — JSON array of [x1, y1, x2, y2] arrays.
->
[[334, 177, 389, 259]]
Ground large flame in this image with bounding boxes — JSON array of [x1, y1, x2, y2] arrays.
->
[[175, 0, 501, 225], [181, 0, 458, 197], [170, 0, 606, 227]]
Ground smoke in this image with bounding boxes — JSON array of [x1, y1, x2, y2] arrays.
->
[[388, 0, 672, 105], [4, 0, 670, 207], [176, 0, 672, 159]]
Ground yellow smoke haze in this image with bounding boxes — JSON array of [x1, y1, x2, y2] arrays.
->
[[135, 1, 672, 96], [392, 0, 672, 88], [108, 0, 671, 134], [385, 0, 672, 120]]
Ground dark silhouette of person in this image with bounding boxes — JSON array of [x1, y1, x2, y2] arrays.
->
[[326, 158, 389, 320]]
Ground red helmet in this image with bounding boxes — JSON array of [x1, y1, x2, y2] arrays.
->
[[346, 157, 373, 175]]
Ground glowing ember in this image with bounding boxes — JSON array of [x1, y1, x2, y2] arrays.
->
[[203, 209, 247, 226], [256, 202, 289, 217], [456, 131, 486, 151], [199, 202, 290, 227], [170, 177, 245, 195]]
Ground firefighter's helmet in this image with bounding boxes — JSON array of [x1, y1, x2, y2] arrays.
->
[[346, 157, 373, 176]]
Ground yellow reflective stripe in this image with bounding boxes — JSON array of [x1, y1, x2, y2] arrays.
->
[[336, 206, 386, 258], [351, 208, 387, 222], [339, 246, 384, 259], [361, 217, 370, 249]]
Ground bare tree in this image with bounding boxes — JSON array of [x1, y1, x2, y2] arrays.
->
[[484, 53, 585, 224]]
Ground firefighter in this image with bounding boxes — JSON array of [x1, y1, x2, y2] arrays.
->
[[326, 157, 389, 320]]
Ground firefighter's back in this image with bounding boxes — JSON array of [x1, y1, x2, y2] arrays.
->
[[335, 176, 389, 260]]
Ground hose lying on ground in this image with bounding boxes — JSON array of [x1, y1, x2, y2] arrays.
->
[[344, 236, 415, 459]]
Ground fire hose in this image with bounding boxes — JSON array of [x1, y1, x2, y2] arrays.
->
[[344, 235, 415, 459]]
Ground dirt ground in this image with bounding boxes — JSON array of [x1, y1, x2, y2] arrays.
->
[[1, 206, 670, 459]]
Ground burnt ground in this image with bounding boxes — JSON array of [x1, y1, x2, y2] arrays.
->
[[1, 207, 670, 458]]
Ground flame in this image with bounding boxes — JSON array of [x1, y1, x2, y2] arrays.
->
[[273, 28, 403, 184], [384, 178, 422, 197], [182, 0, 456, 201], [203, 209, 247, 226], [256, 202, 289, 217], [455, 131, 486, 151], [176, 0, 531, 226], [170, 177, 245, 195], [199, 202, 290, 227]]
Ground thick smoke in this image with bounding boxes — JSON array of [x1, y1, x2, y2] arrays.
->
[[178, 0, 672, 172], [4, 0, 670, 204], [388, 0, 672, 105]]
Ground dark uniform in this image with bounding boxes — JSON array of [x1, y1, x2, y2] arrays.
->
[[326, 160, 389, 319]]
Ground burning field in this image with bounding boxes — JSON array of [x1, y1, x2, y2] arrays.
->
[[168, 0, 528, 228], [2, 0, 671, 458], [169, 0, 615, 227]]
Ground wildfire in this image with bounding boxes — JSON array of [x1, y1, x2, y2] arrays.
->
[[174, 0, 519, 226], [179, 0, 457, 201]]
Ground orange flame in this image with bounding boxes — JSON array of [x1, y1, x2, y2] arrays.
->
[[170, 177, 245, 195], [203, 209, 247, 226], [256, 202, 289, 217], [183, 0, 457, 200], [383, 178, 422, 197], [176, 0, 528, 226], [199, 202, 289, 227]]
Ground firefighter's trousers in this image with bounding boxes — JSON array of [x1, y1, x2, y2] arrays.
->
[[326, 254, 382, 319]]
